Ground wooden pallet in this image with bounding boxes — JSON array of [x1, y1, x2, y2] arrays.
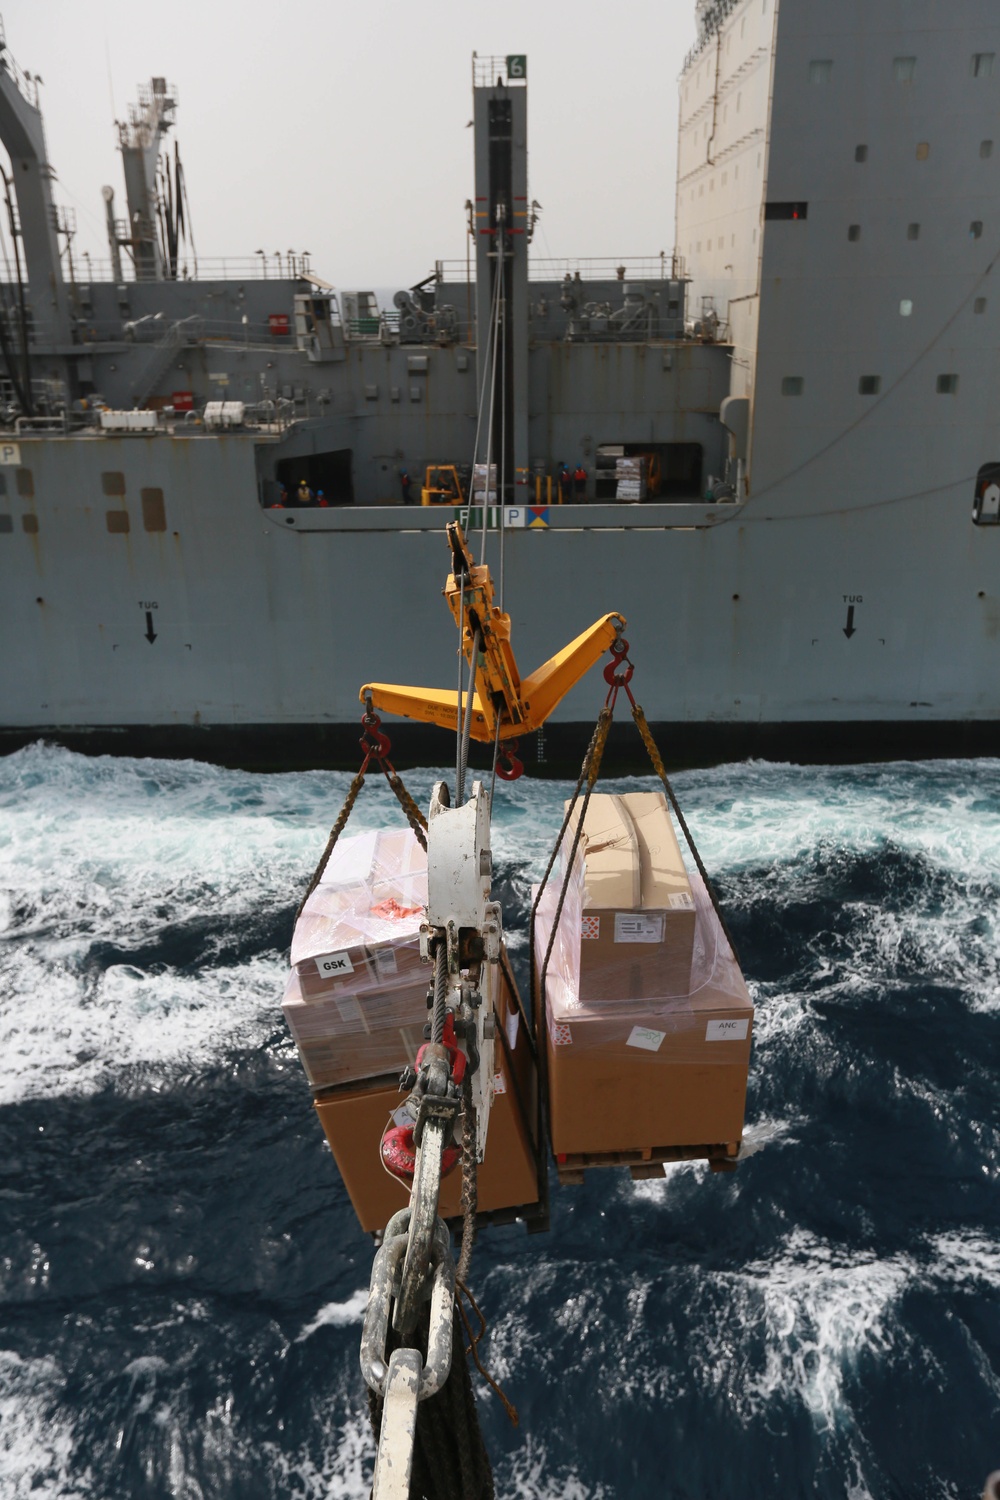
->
[[554, 1142, 740, 1186]]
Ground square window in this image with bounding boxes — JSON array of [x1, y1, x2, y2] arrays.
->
[[16, 468, 33, 497], [893, 56, 917, 83], [907, 222, 920, 240], [0, 514, 11, 533], [916, 141, 930, 160], [936, 373, 959, 394], [781, 376, 804, 396], [0, 474, 6, 495], [972, 52, 995, 77], [808, 59, 833, 84], [101, 470, 126, 496], [858, 375, 881, 395], [900, 299, 914, 316], [855, 144, 868, 162], [106, 509, 130, 534], [981, 139, 994, 158], [848, 224, 861, 241], [22, 513, 38, 534], [975, 297, 987, 313], [970, 220, 983, 238]]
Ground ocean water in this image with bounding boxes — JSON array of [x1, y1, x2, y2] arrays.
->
[[1, 742, 999, 1499]]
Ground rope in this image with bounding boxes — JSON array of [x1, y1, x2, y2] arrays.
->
[[457, 1071, 477, 1284], [294, 769, 365, 923], [368, 1304, 495, 1500], [456, 1280, 519, 1428], [631, 703, 741, 964]]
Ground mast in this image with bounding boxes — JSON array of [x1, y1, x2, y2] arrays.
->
[[117, 78, 177, 281], [471, 55, 529, 501], [0, 21, 71, 348]]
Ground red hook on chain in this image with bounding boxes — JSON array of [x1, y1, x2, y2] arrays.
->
[[359, 706, 393, 771], [603, 637, 636, 709], [495, 738, 524, 781]]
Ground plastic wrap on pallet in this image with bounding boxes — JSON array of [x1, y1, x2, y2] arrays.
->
[[291, 828, 427, 997], [283, 827, 431, 1087], [283, 967, 426, 1088], [532, 851, 751, 1065]]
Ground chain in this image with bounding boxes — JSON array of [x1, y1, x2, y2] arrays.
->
[[388, 771, 428, 850], [457, 1070, 477, 1285], [294, 770, 365, 923], [295, 700, 428, 925]]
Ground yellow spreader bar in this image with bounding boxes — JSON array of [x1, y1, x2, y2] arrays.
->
[[361, 522, 625, 744]]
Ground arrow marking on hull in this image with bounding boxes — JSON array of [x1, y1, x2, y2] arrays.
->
[[843, 604, 857, 639], [145, 611, 158, 644]]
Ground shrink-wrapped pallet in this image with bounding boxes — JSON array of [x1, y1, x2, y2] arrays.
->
[[533, 791, 753, 1156], [283, 828, 430, 1088]]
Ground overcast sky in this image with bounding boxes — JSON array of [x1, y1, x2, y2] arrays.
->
[[3, 0, 697, 288]]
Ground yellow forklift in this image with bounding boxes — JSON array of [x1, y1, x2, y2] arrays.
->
[[420, 464, 466, 506]]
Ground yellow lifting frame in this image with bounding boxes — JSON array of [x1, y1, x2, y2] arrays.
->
[[361, 522, 625, 744]]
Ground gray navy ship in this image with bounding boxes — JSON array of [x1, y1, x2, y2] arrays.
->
[[1, 0, 999, 770]]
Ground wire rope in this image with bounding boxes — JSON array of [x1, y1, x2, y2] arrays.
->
[[479, 254, 503, 565]]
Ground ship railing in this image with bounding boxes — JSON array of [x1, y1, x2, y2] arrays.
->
[[60, 253, 317, 284], [431, 254, 687, 283], [0, 20, 41, 109], [15, 414, 67, 434], [683, 0, 743, 71]]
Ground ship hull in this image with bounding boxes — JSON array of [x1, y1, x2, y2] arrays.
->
[[2, 432, 997, 769]]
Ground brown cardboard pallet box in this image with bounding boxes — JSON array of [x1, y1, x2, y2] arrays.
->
[[283, 827, 430, 1089], [313, 958, 541, 1234], [534, 790, 753, 1172], [567, 791, 697, 1002]]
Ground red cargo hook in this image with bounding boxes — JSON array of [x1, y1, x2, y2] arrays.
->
[[603, 637, 636, 710], [495, 738, 523, 781]]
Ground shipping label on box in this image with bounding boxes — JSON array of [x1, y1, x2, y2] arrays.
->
[[706, 1018, 750, 1041], [614, 912, 665, 944], [314, 950, 356, 980]]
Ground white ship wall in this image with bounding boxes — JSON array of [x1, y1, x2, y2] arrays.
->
[[677, 0, 777, 395]]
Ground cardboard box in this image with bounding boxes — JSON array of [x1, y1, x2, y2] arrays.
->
[[542, 968, 753, 1156], [534, 844, 753, 1157], [567, 792, 696, 1002], [282, 966, 428, 1089], [283, 826, 432, 1087], [313, 964, 540, 1233]]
